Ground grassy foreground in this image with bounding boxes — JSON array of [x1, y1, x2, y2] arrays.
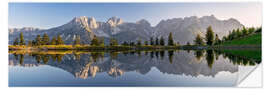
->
[[221, 33, 261, 46]]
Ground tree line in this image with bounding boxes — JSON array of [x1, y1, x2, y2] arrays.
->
[[13, 32, 178, 47], [193, 26, 262, 46], [13, 33, 65, 46]]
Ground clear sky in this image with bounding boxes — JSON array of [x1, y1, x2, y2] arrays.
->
[[9, 3, 262, 29]]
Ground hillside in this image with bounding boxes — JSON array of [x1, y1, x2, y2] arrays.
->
[[221, 33, 261, 46]]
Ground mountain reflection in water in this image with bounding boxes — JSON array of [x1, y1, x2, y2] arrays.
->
[[9, 50, 260, 79], [8, 50, 261, 87]]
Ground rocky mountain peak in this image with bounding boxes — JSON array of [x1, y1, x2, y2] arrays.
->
[[69, 16, 99, 30], [136, 19, 151, 26], [88, 17, 98, 29], [107, 16, 123, 27]]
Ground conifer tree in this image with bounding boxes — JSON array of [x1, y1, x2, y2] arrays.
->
[[50, 36, 57, 45], [56, 35, 64, 45], [110, 38, 118, 46], [168, 32, 174, 46], [144, 41, 148, 45], [129, 41, 135, 46], [122, 41, 128, 46], [236, 28, 242, 38], [32, 40, 36, 46], [155, 37, 159, 45], [42, 33, 50, 45], [242, 27, 248, 36], [13, 38, 19, 45], [214, 34, 221, 45], [228, 31, 232, 40], [194, 34, 204, 45], [19, 32, 25, 45], [248, 27, 255, 34], [205, 26, 214, 45], [91, 35, 99, 46], [160, 36, 165, 46], [35, 35, 42, 46], [187, 42, 191, 46], [150, 37, 154, 45], [137, 38, 142, 46], [232, 29, 237, 39]]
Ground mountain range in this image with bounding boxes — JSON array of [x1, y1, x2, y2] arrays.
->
[[9, 15, 244, 45]]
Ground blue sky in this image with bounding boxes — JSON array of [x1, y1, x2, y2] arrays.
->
[[9, 3, 262, 29]]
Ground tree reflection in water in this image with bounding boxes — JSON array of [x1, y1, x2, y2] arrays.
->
[[168, 50, 174, 64], [10, 49, 261, 79]]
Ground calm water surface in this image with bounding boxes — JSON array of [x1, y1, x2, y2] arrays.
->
[[8, 50, 261, 87]]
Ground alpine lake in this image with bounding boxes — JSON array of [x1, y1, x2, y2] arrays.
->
[[9, 49, 261, 87]]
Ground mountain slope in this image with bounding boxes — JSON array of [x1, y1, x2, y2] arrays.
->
[[154, 15, 244, 44], [9, 15, 244, 45]]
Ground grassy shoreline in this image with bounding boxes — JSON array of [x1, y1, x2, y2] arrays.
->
[[9, 45, 182, 51], [9, 44, 261, 51]]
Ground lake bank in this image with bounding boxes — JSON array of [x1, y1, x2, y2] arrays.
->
[[8, 45, 181, 51], [9, 44, 261, 51]]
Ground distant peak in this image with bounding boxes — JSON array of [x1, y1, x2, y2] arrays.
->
[[200, 15, 217, 19], [107, 16, 123, 22], [71, 16, 87, 23], [107, 16, 123, 27], [228, 18, 237, 21], [136, 19, 151, 26]]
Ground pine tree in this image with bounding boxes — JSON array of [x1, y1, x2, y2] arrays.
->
[[214, 34, 221, 45], [144, 41, 148, 45], [255, 27, 262, 33], [13, 38, 19, 45], [228, 31, 232, 40], [236, 28, 242, 38], [248, 27, 255, 34], [137, 38, 142, 46], [232, 29, 237, 39], [176, 42, 181, 46], [56, 35, 64, 45], [168, 32, 174, 46], [242, 27, 248, 36], [19, 32, 25, 45], [160, 36, 165, 46], [129, 41, 134, 46], [187, 42, 191, 46], [35, 35, 42, 46], [194, 34, 204, 45], [50, 36, 57, 45], [205, 26, 214, 45], [32, 40, 36, 46], [91, 35, 99, 46], [42, 33, 50, 45], [110, 38, 118, 46], [122, 41, 128, 46], [155, 37, 159, 45], [150, 37, 154, 45], [74, 35, 80, 45]]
